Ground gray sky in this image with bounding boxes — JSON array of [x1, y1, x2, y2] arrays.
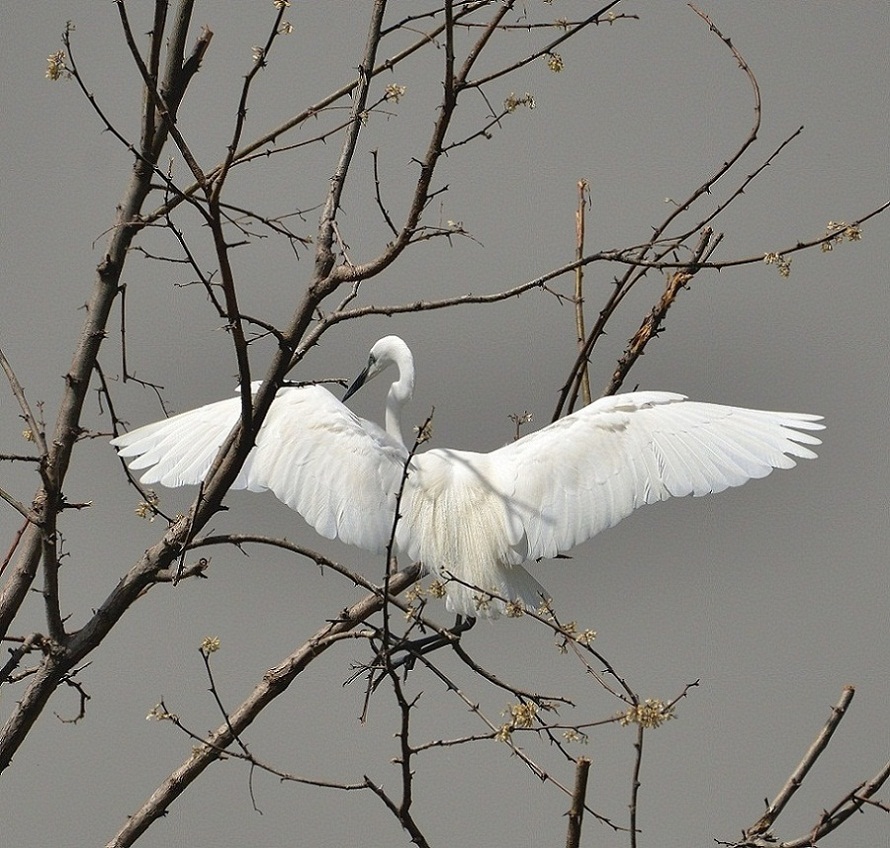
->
[[1, 3, 887, 846]]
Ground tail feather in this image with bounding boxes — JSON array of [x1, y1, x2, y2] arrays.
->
[[443, 563, 549, 620]]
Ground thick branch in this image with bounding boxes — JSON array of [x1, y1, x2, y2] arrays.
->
[[746, 686, 856, 839], [565, 756, 591, 848], [0, 0, 207, 758], [105, 566, 420, 848], [314, 0, 388, 282], [141, 3, 490, 227]]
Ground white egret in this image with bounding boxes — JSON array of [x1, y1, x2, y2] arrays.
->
[[112, 336, 823, 618]]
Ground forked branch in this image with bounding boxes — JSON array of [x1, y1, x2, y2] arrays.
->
[[720, 686, 890, 848]]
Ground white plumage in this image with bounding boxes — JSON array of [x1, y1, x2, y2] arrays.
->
[[112, 336, 824, 618]]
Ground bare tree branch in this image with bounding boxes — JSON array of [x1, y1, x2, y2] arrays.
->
[[749, 686, 857, 838], [105, 565, 420, 848], [1, 6, 886, 846], [565, 756, 591, 848]]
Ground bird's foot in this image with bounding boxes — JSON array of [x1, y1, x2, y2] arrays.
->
[[357, 615, 476, 689]]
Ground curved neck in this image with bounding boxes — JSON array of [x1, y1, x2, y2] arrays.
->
[[385, 368, 414, 447]]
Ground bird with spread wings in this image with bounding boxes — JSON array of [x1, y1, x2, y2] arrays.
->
[[112, 336, 823, 618]]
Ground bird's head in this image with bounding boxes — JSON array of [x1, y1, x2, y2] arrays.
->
[[344, 336, 413, 401]]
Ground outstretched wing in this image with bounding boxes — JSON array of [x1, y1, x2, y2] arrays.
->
[[112, 385, 408, 553], [483, 391, 824, 562]]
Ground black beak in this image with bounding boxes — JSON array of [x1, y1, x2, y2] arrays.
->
[[343, 366, 370, 402]]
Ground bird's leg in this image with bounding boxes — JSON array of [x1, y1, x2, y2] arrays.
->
[[373, 615, 476, 685], [399, 614, 476, 664]]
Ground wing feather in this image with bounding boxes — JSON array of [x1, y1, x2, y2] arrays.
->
[[482, 391, 823, 561], [243, 388, 407, 550], [112, 386, 407, 553], [113, 387, 823, 578]]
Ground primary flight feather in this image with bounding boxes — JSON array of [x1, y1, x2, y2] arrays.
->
[[112, 336, 823, 618]]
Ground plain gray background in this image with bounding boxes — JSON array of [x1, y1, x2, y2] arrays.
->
[[1, 3, 887, 846]]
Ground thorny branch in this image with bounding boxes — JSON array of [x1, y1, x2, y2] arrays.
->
[[556, 3, 763, 416], [106, 564, 422, 848], [1, 4, 886, 848], [718, 686, 890, 848], [0, 0, 215, 773]]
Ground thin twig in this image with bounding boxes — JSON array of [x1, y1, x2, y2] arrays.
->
[[0, 346, 48, 457], [603, 228, 715, 396], [574, 179, 591, 406]]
